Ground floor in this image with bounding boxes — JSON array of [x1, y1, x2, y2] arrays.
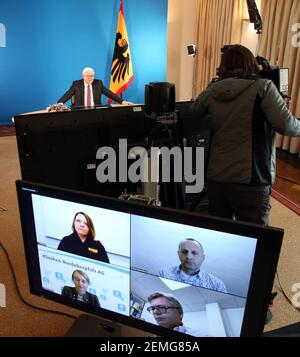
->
[[0, 125, 16, 137]]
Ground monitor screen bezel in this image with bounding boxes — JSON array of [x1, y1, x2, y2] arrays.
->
[[16, 180, 283, 337]]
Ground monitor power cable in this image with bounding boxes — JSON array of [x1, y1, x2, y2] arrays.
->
[[276, 270, 300, 313], [0, 241, 77, 320]]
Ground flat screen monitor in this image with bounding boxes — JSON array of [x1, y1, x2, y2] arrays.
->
[[16, 180, 283, 337], [14, 102, 213, 209], [70, 105, 108, 110], [14, 105, 151, 197]]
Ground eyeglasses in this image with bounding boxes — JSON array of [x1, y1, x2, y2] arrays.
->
[[147, 305, 179, 314]]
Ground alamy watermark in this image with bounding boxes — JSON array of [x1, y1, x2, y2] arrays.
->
[[291, 282, 300, 308], [0, 23, 6, 47], [96, 139, 204, 194], [0, 283, 6, 307], [291, 23, 300, 48]]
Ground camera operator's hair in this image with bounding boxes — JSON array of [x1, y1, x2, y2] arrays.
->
[[217, 44, 260, 78]]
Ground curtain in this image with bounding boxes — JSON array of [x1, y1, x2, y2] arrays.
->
[[194, 0, 245, 94], [259, 0, 300, 154]]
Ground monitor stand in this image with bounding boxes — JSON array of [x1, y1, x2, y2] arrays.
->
[[65, 314, 121, 337]]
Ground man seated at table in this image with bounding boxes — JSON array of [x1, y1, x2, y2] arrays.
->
[[57, 67, 133, 107]]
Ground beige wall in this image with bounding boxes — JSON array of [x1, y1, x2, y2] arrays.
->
[[167, 0, 198, 101]]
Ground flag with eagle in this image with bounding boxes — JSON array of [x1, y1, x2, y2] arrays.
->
[[108, 0, 133, 103]]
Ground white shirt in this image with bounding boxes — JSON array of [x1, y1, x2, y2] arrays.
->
[[174, 324, 211, 337], [84, 82, 95, 107]]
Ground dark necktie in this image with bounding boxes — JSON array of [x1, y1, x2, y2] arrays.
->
[[87, 84, 92, 107]]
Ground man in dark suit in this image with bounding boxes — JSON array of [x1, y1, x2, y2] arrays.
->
[[57, 67, 133, 107]]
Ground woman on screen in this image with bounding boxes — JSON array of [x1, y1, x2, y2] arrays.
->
[[62, 270, 100, 307], [57, 211, 110, 263]]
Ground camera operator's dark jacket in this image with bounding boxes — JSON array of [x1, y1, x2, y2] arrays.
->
[[192, 77, 300, 186]]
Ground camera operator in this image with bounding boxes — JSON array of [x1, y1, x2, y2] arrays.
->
[[191, 44, 300, 225]]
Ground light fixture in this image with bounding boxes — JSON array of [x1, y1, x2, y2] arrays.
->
[[241, 0, 262, 55], [187, 43, 197, 57], [187, 44, 197, 100], [246, 0, 262, 35]]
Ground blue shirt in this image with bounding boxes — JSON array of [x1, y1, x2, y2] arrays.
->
[[159, 265, 227, 293]]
